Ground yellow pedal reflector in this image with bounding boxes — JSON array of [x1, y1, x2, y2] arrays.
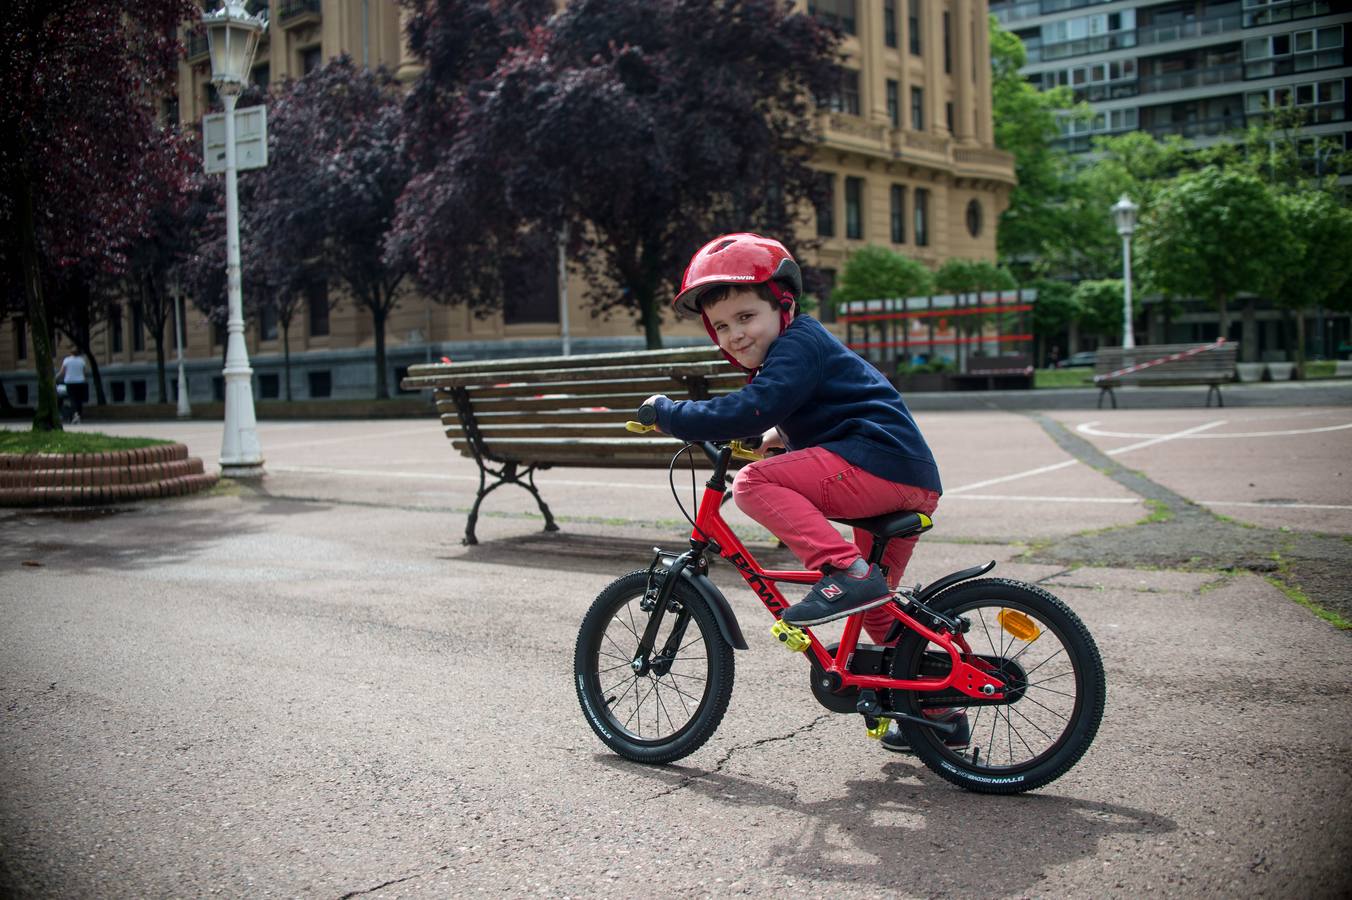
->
[[865, 718, 889, 740], [997, 608, 1041, 642], [771, 620, 810, 652]]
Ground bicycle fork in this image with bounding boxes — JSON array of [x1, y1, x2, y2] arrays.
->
[[631, 548, 697, 677]]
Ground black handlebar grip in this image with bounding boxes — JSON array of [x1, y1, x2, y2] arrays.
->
[[637, 404, 657, 426]]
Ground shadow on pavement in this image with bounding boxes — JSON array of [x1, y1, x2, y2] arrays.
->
[[602, 756, 1173, 893]]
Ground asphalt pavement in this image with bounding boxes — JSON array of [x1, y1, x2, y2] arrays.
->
[[2, 396, 1350, 897]]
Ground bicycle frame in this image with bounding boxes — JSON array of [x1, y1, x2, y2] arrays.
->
[[684, 454, 1008, 702]]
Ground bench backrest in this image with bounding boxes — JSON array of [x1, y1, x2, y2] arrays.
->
[[1094, 343, 1237, 382], [966, 353, 1032, 374], [401, 347, 745, 467]]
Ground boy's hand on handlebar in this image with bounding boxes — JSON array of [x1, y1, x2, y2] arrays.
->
[[760, 427, 785, 452], [639, 395, 667, 432]]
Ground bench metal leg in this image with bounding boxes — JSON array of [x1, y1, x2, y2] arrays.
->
[[463, 460, 558, 545], [1207, 385, 1223, 408], [1097, 387, 1117, 410]]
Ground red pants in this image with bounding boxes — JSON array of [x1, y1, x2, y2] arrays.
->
[[732, 447, 940, 644]]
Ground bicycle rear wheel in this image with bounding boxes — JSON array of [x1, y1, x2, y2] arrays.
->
[[891, 578, 1105, 794], [575, 570, 734, 764]]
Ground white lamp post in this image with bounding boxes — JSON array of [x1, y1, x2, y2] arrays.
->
[[203, 0, 266, 477], [173, 284, 192, 419], [1111, 194, 1139, 350]]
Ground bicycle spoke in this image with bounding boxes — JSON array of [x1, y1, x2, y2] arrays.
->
[[1019, 646, 1068, 681], [1008, 700, 1059, 744], [1019, 690, 1072, 723], [1026, 683, 1077, 701], [661, 672, 694, 720], [1027, 669, 1074, 688]]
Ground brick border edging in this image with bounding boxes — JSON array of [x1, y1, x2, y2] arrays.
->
[[0, 443, 218, 507]]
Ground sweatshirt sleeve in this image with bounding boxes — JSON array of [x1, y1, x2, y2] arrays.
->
[[655, 327, 823, 441]]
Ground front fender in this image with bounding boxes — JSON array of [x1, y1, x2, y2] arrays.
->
[[675, 567, 749, 651]]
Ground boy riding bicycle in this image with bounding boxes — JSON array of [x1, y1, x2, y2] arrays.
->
[[644, 233, 966, 751]]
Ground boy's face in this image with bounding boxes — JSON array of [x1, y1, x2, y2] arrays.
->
[[704, 287, 781, 370]]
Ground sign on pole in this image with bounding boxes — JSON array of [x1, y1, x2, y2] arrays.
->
[[203, 105, 268, 174]]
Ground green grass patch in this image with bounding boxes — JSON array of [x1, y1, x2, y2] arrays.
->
[[1265, 575, 1352, 630], [1138, 499, 1173, 525], [0, 430, 173, 454], [1034, 368, 1095, 389], [1304, 360, 1336, 379]]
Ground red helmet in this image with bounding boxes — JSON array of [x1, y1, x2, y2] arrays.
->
[[671, 233, 803, 319]]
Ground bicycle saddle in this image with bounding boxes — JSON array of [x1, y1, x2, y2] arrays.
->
[[830, 511, 932, 540]]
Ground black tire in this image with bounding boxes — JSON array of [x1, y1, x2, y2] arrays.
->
[[575, 570, 735, 764], [891, 578, 1105, 794]]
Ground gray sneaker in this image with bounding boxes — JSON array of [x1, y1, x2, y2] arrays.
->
[[781, 564, 892, 627]]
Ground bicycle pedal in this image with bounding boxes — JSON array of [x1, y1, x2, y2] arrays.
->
[[864, 717, 889, 740], [770, 620, 809, 652]]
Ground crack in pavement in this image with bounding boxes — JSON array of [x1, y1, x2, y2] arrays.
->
[[338, 865, 451, 899], [1026, 414, 1352, 627], [644, 713, 835, 801]]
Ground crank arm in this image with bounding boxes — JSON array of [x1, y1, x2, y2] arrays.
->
[[877, 710, 961, 736]]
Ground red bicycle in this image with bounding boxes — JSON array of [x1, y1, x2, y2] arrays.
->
[[574, 410, 1105, 794]]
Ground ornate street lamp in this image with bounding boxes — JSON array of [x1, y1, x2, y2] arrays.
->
[[1111, 194, 1139, 350], [203, 1, 266, 476]]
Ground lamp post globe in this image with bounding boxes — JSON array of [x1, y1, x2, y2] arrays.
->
[[1111, 194, 1139, 350], [203, 1, 267, 477]]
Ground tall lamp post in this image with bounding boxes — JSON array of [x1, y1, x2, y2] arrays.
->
[[203, 1, 266, 477], [1111, 194, 1139, 350]]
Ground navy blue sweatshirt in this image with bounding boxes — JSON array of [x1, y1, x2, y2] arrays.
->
[[654, 315, 942, 494]]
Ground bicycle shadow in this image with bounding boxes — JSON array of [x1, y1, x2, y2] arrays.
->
[[598, 755, 1173, 894]]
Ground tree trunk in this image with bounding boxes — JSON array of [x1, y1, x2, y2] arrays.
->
[[372, 298, 389, 399], [17, 179, 60, 431], [282, 320, 292, 401], [1240, 296, 1258, 363], [637, 284, 663, 350], [1068, 319, 1080, 354], [0, 376, 12, 411], [1215, 291, 1230, 344], [1294, 311, 1307, 379], [153, 323, 168, 404]]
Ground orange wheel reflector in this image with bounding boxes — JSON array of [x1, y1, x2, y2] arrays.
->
[[997, 609, 1041, 642]]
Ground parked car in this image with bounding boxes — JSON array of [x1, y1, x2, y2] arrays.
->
[[1058, 351, 1097, 369]]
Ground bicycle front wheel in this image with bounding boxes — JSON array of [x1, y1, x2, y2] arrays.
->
[[892, 578, 1105, 794], [574, 570, 734, 764]]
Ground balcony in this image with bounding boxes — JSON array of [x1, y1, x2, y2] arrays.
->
[[279, 0, 321, 26], [1030, 30, 1137, 63], [1138, 63, 1243, 96], [1144, 113, 1246, 139], [1136, 14, 1242, 47], [1076, 80, 1140, 102]]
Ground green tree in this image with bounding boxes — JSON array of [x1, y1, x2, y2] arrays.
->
[[832, 246, 934, 305], [1136, 167, 1286, 361], [936, 259, 1017, 366], [1072, 279, 1126, 344], [989, 15, 1083, 274], [1030, 279, 1078, 366], [1271, 190, 1352, 372]]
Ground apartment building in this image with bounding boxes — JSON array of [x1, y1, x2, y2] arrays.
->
[[988, 0, 1350, 157], [2, 0, 1014, 405]]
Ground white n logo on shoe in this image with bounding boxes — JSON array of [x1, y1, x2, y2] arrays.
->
[[821, 584, 843, 599]]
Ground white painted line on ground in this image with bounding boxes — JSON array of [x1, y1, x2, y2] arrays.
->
[[945, 494, 1140, 504], [1101, 419, 1229, 455], [1198, 500, 1352, 511], [1079, 421, 1352, 440], [944, 460, 1080, 494]]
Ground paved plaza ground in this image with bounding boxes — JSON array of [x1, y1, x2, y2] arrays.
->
[[2, 394, 1351, 896]]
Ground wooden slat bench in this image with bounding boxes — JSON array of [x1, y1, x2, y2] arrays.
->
[[401, 346, 745, 544], [1093, 341, 1237, 409], [948, 353, 1035, 391]]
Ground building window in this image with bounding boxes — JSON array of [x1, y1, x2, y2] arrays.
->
[[1244, 0, 1335, 29], [308, 371, 332, 399], [809, 0, 857, 34], [212, 320, 226, 347], [251, 63, 270, 90], [911, 86, 924, 130], [946, 101, 955, 133], [817, 70, 861, 116], [845, 177, 864, 240], [307, 281, 329, 336], [914, 188, 930, 247], [943, 11, 952, 73], [131, 380, 147, 403], [14, 317, 26, 361], [15, 384, 28, 405], [816, 268, 837, 323], [1249, 78, 1346, 123], [259, 305, 279, 341], [213, 376, 225, 401], [816, 173, 836, 238], [966, 199, 983, 238], [132, 304, 145, 352], [112, 381, 126, 403], [884, 0, 898, 48], [908, 0, 922, 55], [301, 45, 322, 74], [887, 79, 900, 128], [112, 311, 124, 353], [890, 185, 906, 243], [258, 373, 280, 399]]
